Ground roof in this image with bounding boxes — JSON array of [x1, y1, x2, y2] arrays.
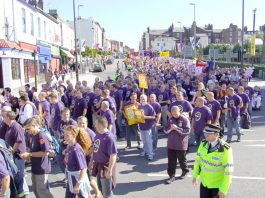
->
[[0, 40, 21, 50]]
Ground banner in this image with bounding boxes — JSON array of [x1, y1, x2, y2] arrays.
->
[[135, 109, 145, 123], [124, 104, 138, 125], [138, 73, 148, 89], [250, 35, 256, 56], [160, 51, 170, 57]]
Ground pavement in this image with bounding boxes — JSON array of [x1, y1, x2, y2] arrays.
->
[[24, 61, 265, 198]]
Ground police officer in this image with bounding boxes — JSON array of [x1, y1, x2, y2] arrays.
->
[[192, 124, 233, 198]]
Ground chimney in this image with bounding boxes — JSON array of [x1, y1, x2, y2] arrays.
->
[[37, 0, 43, 10], [28, 0, 37, 7], [49, 9, 58, 19]]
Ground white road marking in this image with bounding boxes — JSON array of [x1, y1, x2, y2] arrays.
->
[[251, 116, 265, 119], [241, 140, 265, 142], [147, 174, 265, 180], [252, 122, 265, 124], [244, 144, 265, 147]]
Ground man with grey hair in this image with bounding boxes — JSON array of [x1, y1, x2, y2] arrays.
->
[[0, 106, 11, 139], [100, 101, 116, 137]]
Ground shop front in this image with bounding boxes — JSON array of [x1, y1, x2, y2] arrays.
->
[[38, 44, 51, 81], [51, 46, 61, 72]]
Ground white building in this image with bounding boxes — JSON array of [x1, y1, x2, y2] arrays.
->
[[151, 36, 177, 51], [68, 17, 105, 49]]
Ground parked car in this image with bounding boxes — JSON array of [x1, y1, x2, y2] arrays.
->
[[89, 62, 105, 72], [106, 58, 113, 64]]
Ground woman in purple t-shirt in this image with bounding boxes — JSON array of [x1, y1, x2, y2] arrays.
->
[[64, 126, 93, 198]]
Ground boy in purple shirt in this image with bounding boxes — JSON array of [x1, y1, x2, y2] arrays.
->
[[23, 116, 53, 198], [72, 90, 87, 121], [100, 101, 116, 138]]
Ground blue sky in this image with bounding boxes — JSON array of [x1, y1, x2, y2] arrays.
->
[[44, 0, 265, 49]]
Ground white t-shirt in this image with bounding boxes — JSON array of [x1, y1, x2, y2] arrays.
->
[[18, 103, 33, 124]]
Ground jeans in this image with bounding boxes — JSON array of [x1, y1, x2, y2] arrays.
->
[[14, 157, 29, 195], [0, 188, 10, 198], [116, 112, 124, 138], [219, 112, 226, 137], [97, 177, 113, 198], [151, 126, 158, 150], [248, 101, 253, 118], [161, 105, 168, 127], [227, 114, 241, 141], [140, 129, 153, 157], [56, 146, 66, 173], [194, 132, 205, 146], [125, 124, 141, 147]]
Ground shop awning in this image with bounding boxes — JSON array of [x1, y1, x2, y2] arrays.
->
[[0, 39, 21, 50], [61, 49, 75, 59]]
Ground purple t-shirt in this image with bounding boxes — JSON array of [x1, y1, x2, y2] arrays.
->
[[156, 91, 169, 106], [150, 102, 162, 115], [29, 132, 51, 174], [124, 88, 133, 102], [168, 100, 193, 114], [4, 121, 26, 155], [244, 86, 254, 101], [92, 95, 101, 112], [111, 91, 123, 111], [86, 128, 96, 142], [72, 98, 87, 120], [206, 100, 222, 121], [138, 104, 156, 131], [102, 97, 116, 112], [227, 94, 242, 119], [169, 94, 177, 104], [40, 100, 50, 125], [93, 131, 117, 164], [238, 93, 250, 114], [50, 102, 65, 132], [83, 92, 95, 107], [101, 109, 116, 136], [192, 106, 213, 134], [67, 143, 87, 172], [165, 115, 190, 150], [0, 122, 8, 140]]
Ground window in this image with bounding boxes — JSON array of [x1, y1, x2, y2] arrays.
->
[[22, 8, 26, 33], [30, 13, 34, 36], [24, 59, 35, 83], [11, 58, 20, 80], [38, 17, 41, 38], [229, 32, 233, 37], [44, 21, 47, 40]]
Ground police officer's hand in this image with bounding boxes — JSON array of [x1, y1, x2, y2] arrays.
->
[[219, 192, 225, 198], [192, 178, 199, 186]]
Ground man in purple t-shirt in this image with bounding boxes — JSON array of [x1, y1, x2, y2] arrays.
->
[[38, 92, 50, 126], [206, 92, 222, 125], [3, 111, 28, 193], [241, 79, 254, 116], [156, 84, 169, 128], [139, 94, 156, 160], [23, 116, 53, 198], [49, 92, 65, 139], [92, 116, 117, 198], [226, 87, 243, 143], [100, 101, 116, 137], [191, 97, 212, 146], [72, 90, 87, 121], [149, 94, 162, 151]]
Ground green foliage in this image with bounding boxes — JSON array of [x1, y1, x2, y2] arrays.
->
[[203, 44, 232, 55], [81, 46, 112, 58], [232, 43, 241, 53]]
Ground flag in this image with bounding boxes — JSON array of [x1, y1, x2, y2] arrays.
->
[[250, 35, 256, 56]]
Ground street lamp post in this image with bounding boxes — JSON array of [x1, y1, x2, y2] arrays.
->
[[177, 21, 182, 58], [78, 4, 84, 73], [190, 3, 196, 59], [73, 0, 79, 82], [241, 0, 244, 67], [253, 8, 257, 34]]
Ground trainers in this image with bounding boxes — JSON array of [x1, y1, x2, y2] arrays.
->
[[124, 146, 131, 150], [147, 156, 153, 161], [226, 139, 231, 143], [180, 170, 189, 179], [237, 138, 241, 142], [140, 152, 145, 156], [137, 145, 141, 150], [165, 177, 175, 184]]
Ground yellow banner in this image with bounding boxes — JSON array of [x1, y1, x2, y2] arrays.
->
[[250, 35, 256, 56], [138, 73, 148, 89], [124, 104, 138, 125], [159, 51, 170, 57]]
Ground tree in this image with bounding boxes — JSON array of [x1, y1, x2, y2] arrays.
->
[[233, 43, 241, 53]]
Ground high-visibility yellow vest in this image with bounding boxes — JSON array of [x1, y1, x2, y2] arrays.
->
[[193, 139, 233, 194]]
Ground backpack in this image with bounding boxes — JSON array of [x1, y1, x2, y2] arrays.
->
[[22, 102, 39, 116], [241, 112, 251, 129], [0, 139, 25, 198], [40, 128, 60, 158]]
